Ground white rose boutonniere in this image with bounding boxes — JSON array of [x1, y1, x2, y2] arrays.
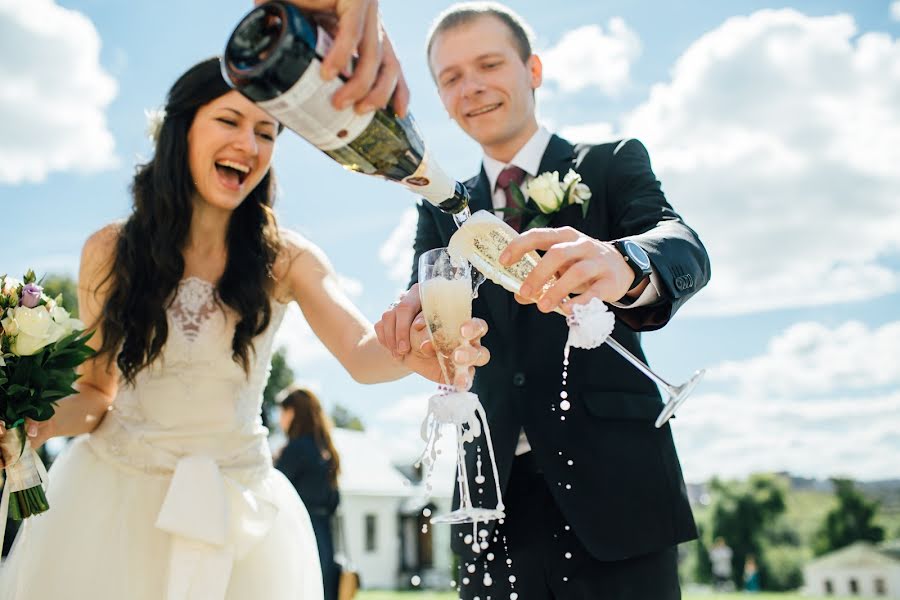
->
[[527, 171, 566, 214], [508, 169, 592, 230]]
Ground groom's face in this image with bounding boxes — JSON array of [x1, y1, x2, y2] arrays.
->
[[429, 15, 542, 156]]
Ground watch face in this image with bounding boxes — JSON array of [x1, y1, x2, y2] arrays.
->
[[623, 240, 651, 269]]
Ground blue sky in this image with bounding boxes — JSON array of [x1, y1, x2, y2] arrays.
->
[[3, 0, 899, 482]]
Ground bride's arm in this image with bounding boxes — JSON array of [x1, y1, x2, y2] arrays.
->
[[279, 231, 416, 384], [25, 226, 120, 448], [279, 230, 489, 385]]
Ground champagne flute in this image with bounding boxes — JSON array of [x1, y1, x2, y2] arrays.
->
[[418, 248, 504, 525], [448, 210, 704, 427]]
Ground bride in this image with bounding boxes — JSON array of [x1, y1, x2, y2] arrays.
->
[[0, 57, 488, 600]]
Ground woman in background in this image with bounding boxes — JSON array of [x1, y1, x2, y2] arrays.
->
[[277, 387, 342, 600]]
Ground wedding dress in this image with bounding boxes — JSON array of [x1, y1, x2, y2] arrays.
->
[[0, 277, 323, 600]]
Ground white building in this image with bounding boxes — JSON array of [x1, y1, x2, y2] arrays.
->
[[803, 541, 900, 598], [331, 428, 457, 590]]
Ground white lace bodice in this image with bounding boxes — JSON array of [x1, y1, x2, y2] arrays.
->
[[88, 277, 288, 484]]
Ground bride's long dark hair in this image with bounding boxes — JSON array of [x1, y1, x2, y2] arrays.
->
[[98, 57, 282, 384]]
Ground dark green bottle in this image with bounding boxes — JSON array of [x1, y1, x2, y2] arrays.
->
[[223, 1, 469, 215]]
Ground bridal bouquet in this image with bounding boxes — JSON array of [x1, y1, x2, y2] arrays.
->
[[0, 270, 94, 519]]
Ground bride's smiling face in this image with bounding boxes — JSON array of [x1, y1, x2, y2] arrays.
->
[[187, 90, 278, 211]]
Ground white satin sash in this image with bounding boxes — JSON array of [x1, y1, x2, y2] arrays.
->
[[154, 455, 278, 600]]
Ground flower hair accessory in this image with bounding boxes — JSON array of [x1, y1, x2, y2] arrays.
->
[[144, 107, 166, 142], [506, 169, 592, 230]]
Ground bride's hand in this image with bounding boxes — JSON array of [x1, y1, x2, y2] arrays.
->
[[0, 418, 55, 450], [403, 317, 490, 389]]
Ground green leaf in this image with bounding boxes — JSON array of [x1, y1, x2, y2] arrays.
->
[[509, 181, 528, 210], [524, 213, 553, 231], [581, 197, 591, 219]]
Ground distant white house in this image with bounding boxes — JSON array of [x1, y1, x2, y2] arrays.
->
[[803, 541, 900, 598], [331, 428, 458, 590]]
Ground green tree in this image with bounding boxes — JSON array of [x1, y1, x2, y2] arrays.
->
[[261, 347, 294, 430], [40, 274, 79, 317], [331, 403, 364, 431], [691, 524, 713, 584], [707, 473, 787, 590], [813, 478, 884, 556]]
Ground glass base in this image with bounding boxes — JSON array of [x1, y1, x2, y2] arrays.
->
[[655, 369, 705, 428], [430, 507, 505, 525]]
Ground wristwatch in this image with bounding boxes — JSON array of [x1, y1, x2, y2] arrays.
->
[[613, 239, 652, 291]]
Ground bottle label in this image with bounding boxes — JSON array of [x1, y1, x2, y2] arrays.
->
[[257, 40, 374, 151], [402, 149, 456, 207]]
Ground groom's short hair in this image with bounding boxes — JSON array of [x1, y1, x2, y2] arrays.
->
[[426, 2, 535, 67]]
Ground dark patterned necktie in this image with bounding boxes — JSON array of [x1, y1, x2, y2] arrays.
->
[[496, 166, 527, 231]]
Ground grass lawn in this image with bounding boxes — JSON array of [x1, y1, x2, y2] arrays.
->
[[359, 592, 854, 600]]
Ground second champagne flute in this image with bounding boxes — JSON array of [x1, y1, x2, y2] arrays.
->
[[418, 248, 504, 526]]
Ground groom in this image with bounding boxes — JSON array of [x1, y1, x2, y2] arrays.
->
[[377, 3, 710, 598]]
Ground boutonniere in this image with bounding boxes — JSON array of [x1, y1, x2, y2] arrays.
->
[[507, 169, 592, 230]]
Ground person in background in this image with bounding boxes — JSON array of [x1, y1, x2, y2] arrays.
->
[[743, 554, 761, 592], [710, 536, 735, 590], [276, 387, 342, 600]]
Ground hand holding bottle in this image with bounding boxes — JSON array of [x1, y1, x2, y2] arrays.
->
[[256, 0, 410, 116]]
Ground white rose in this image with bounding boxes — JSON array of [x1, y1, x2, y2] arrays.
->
[[50, 305, 84, 338], [9, 305, 56, 356], [526, 171, 564, 214], [1, 315, 18, 336], [571, 182, 592, 205], [1, 277, 21, 296], [562, 169, 592, 205]]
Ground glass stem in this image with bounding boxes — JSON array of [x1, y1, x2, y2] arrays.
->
[[604, 336, 675, 394]]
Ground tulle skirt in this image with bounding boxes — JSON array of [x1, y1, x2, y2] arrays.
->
[[0, 436, 323, 600]]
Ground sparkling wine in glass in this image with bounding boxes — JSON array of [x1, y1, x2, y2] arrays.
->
[[418, 248, 504, 525]]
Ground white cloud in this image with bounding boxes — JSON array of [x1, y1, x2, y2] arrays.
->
[[335, 274, 364, 298], [560, 10, 900, 315], [892, 1, 900, 21], [710, 320, 900, 396], [0, 0, 118, 184], [379, 207, 417, 283], [272, 303, 330, 373], [540, 20, 641, 96], [675, 319, 900, 481]]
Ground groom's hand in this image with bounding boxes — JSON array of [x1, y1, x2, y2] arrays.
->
[[375, 284, 421, 359], [499, 226, 642, 313]]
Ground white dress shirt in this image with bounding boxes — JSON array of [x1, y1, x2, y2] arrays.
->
[[481, 127, 663, 456]]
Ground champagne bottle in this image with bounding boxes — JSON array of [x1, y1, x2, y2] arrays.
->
[[222, 1, 469, 215]]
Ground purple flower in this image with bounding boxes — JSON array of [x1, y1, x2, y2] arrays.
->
[[20, 283, 43, 308]]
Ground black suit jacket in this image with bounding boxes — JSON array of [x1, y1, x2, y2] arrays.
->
[[411, 135, 710, 562]]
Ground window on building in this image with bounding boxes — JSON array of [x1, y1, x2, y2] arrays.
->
[[364, 514, 377, 552], [824, 579, 834, 595], [875, 578, 887, 596], [849, 578, 859, 595]]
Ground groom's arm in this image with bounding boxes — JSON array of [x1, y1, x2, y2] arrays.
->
[[603, 139, 711, 330]]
